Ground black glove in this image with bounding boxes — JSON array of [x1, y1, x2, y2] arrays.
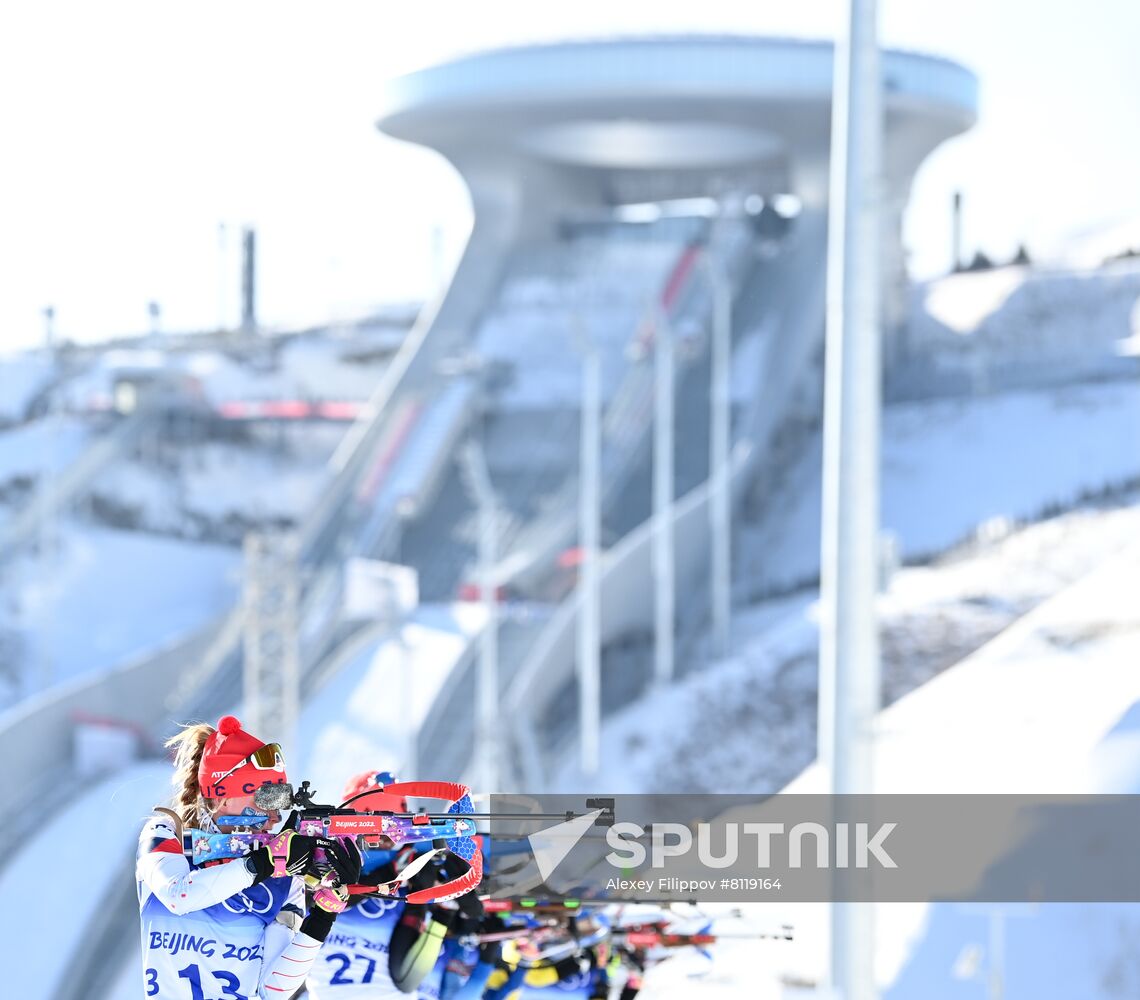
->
[[553, 956, 589, 981], [313, 837, 363, 887], [451, 910, 483, 938], [300, 905, 338, 943], [428, 904, 459, 931], [406, 858, 439, 893], [475, 914, 506, 965], [245, 832, 320, 884]]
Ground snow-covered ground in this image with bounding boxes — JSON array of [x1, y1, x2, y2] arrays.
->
[[0, 523, 238, 708], [740, 379, 1140, 596], [51, 337, 387, 540], [907, 259, 1140, 371], [294, 601, 488, 792], [477, 237, 686, 411], [0, 415, 91, 504], [58, 327, 398, 414], [88, 423, 346, 540], [0, 351, 55, 424], [0, 759, 171, 1000], [555, 496, 1140, 795], [638, 535, 1140, 998], [0, 325, 394, 702]]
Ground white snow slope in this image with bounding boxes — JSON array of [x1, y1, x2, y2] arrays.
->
[[740, 379, 1140, 596], [638, 537, 1140, 999], [0, 524, 238, 707]]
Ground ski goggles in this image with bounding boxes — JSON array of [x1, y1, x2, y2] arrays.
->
[[202, 743, 287, 798], [214, 743, 286, 782]]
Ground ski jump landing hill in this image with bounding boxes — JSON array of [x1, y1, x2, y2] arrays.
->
[[376, 35, 977, 782]]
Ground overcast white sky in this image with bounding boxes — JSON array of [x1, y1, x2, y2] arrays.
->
[[1, 0, 1138, 348]]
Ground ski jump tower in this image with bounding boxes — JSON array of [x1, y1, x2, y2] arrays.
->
[[374, 36, 977, 782], [376, 35, 976, 360]]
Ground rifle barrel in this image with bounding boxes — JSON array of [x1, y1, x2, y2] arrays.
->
[[346, 811, 586, 822]]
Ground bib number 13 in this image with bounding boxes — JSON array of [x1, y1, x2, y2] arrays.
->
[[178, 964, 247, 1000]]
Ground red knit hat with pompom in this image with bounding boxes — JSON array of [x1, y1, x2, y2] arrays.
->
[[197, 715, 287, 800]]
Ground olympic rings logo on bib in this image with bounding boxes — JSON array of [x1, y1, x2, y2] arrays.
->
[[222, 886, 274, 915]]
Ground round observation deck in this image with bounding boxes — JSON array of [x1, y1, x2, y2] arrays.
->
[[377, 35, 976, 189]]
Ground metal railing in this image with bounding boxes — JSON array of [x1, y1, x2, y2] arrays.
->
[[415, 215, 765, 784], [500, 210, 831, 785]]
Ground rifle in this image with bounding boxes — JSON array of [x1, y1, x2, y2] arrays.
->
[[613, 925, 795, 947], [184, 779, 481, 902], [185, 781, 613, 903], [459, 912, 795, 953]]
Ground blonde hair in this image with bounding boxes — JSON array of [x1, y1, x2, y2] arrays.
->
[[165, 721, 216, 828]]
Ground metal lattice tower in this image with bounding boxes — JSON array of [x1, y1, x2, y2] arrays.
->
[[242, 531, 300, 752]]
